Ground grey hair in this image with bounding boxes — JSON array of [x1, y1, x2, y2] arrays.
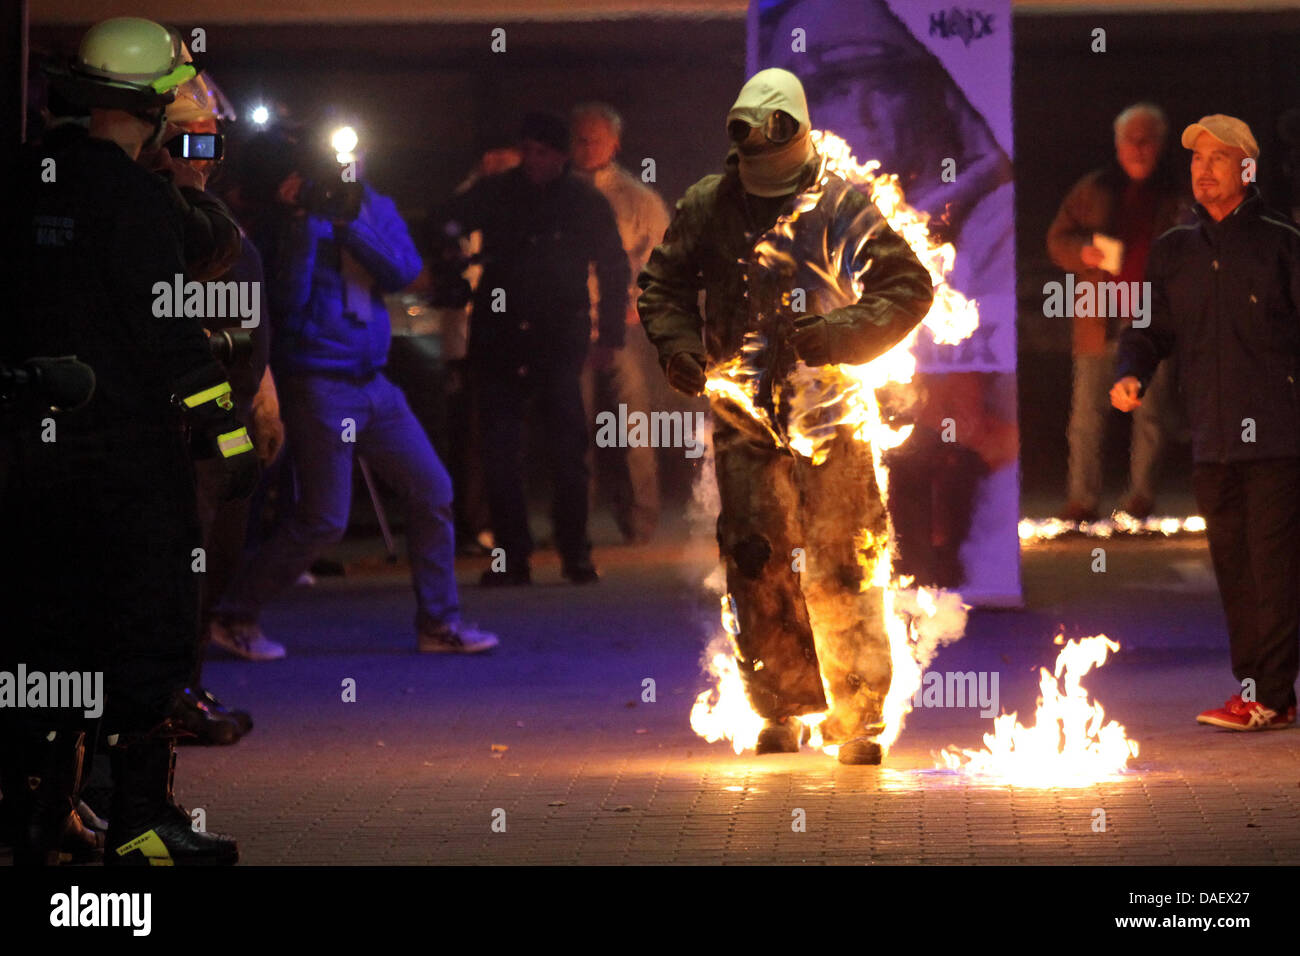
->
[[571, 101, 623, 140], [1114, 102, 1168, 142]]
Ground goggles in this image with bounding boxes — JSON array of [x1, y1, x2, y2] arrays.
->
[[728, 109, 800, 146]]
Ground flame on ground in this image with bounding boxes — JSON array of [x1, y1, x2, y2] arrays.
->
[[1019, 515, 1207, 542], [938, 634, 1139, 787]]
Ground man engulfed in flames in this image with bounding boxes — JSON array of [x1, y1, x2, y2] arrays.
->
[[637, 68, 934, 764]]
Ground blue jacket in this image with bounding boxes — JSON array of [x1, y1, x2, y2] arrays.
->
[[260, 184, 422, 377]]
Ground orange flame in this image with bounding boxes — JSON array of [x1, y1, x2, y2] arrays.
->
[[939, 634, 1140, 786]]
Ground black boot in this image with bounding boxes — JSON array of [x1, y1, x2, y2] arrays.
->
[[755, 718, 801, 754], [13, 730, 104, 866], [195, 687, 253, 737], [107, 733, 238, 866], [170, 687, 243, 746]]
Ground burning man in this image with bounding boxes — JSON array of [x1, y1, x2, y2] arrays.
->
[[637, 68, 934, 763]]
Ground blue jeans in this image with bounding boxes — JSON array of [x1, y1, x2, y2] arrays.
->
[[215, 372, 459, 630], [1067, 342, 1170, 510]]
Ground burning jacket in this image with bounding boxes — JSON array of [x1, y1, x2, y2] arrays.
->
[[637, 149, 934, 448], [1118, 188, 1300, 463]]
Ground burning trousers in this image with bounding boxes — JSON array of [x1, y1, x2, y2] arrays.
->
[[713, 415, 891, 741]]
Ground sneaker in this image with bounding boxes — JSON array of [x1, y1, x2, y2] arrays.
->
[[418, 621, 499, 654], [1196, 694, 1296, 731], [208, 619, 287, 662]]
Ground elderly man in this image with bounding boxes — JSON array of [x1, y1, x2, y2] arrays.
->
[[1050, 103, 1189, 521], [571, 103, 672, 544], [1113, 114, 1300, 731]]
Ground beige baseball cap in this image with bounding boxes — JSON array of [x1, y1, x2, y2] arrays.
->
[[1181, 114, 1259, 158]]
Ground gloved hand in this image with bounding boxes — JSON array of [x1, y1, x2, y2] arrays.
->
[[787, 314, 833, 367], [665, 351, 708, 397]]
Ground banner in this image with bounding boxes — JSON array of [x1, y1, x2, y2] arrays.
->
[[750, 0, 1022, 606]]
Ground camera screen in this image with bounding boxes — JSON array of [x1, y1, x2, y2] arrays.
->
[[180, 133, 222, 160]]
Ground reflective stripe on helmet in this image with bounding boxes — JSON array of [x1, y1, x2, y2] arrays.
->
[[216, 428, 254, 459]]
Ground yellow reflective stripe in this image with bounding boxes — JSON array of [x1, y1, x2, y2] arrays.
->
[[150, 63, 196, 93], [217, 428, 254, 458], [116, 829, 174, 865], [182, 381, 232, 408]]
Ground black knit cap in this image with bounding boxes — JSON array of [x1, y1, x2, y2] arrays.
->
[[519, 111, 568, 152]]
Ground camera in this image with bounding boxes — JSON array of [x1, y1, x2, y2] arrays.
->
[[165, 132, 224, 161], [299, 166, 364, 222]]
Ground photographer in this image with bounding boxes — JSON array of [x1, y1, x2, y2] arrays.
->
[[1, 17, 254, 865], [209, 128, 498, 657]]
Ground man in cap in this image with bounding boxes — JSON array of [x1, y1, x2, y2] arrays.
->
[[1113, 114, 1300, 731], [434, 112, 630, 585], [638, 68, 934, 763]]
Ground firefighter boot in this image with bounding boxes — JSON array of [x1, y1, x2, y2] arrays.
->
[[836, 737, 883, 765], [170, 687, 242, 746], [13, 730, 104, 866], [755, 718, 801, 754], [107, 734, 238, 866]]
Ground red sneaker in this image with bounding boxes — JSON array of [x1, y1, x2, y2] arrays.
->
[[1196, 695, 1296, 731]]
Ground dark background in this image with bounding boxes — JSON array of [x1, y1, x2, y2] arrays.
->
[[27, 8, 1300, 516]]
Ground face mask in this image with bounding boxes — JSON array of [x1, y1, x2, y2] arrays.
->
[[726, 68, 815, 197]]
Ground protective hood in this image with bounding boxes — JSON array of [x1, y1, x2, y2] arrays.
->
[[726, 68, 815, 198]]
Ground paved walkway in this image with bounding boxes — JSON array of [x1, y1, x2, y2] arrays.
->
[[96, 525, 1299, 865]]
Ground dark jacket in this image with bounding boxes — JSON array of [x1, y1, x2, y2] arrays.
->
[[258, 184, 422, 379], [4, 124, 226, 453], [204, 237, 271, 419], [637, 149, 933, 380], [1047, 159, 1190, 355], [436, 166, 630, 370], [1117, 188, 1300, 463]]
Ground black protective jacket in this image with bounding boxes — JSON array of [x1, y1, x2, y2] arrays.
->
[[1118, 188, 1300, 463], [3, 124, 227, 455], [435, 165, 629, 370], [637, 149, 934, 451]]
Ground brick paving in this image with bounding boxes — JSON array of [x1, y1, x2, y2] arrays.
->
[[7, 522, 1300, 865], [115, 526, 1300, 865]]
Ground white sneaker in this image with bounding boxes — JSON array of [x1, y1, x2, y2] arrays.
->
[[418, 621, 499, 654], [208, 619, 287, 661]]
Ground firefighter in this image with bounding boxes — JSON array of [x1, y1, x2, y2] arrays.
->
[[638, 68, 934, 764], [1, 17, 256, 864]]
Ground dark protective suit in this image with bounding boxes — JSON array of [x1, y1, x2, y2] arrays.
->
[[638, 148, 934, 739]]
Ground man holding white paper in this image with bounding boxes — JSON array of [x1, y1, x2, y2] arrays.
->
[[1048, 102, 1190, 521]]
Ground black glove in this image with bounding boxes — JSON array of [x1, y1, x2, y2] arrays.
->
[[665, 351, 708, 397], [787, 314, 833, 367]]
